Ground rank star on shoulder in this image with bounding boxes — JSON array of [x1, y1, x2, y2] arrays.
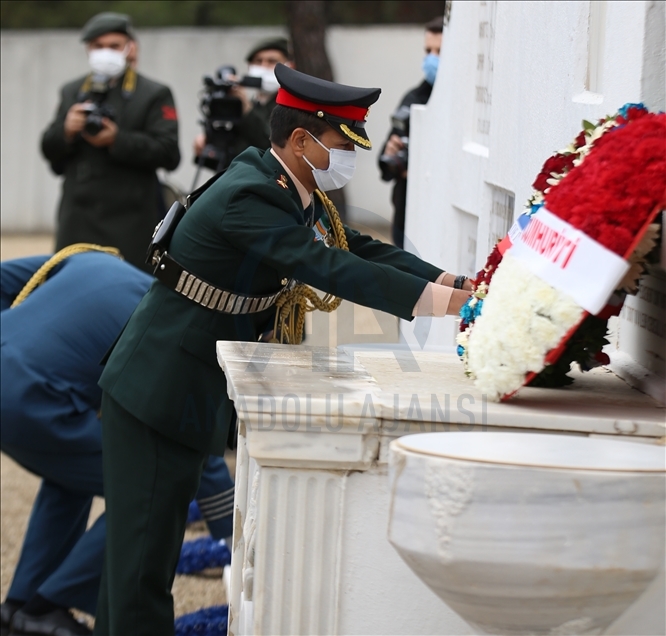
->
[[277, 175, 289, 189]]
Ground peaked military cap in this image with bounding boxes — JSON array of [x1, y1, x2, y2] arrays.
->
[[81, 12, 135, 42], [246, 37, 291, 63], [274, 64, 381, 149]]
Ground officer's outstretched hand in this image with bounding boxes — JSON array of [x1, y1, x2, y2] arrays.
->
[[64, 103, 89, 142], [447, 289, 473, 316], [82, 118, 118, 148], [414, 284, 471, 318]]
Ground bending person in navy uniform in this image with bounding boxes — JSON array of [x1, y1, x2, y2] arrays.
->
[[97, 65, 473, 635], [0, 251, 234, 636]]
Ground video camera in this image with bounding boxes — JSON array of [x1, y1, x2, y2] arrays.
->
[[80, 74, 115, 136], [378, 104, 411, 180], [195, 65, 262, 174]]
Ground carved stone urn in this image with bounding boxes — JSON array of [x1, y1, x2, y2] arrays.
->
[[388, 432, 665, 635]]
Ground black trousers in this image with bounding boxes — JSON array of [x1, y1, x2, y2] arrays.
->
[[94, 394, 206, 636]]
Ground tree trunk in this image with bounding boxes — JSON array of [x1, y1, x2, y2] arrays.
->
[[285, 0, 334, 80], [286, 0, 347, 220]]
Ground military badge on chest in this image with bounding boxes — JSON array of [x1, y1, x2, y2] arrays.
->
[[276, 174, 289, 189], [313, 217, 335, 247]]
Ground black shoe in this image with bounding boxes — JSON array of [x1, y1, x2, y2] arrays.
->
[[10, 608, 91, 636], [1, 601, 23, 636]]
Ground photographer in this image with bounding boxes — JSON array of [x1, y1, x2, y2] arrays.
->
[[193, 37, 293, 174], [379, 17, 443, 249], [41, 12, 180, 271]]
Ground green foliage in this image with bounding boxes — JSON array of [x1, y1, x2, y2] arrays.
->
[[0, 0, 448, 29], [528, 315, 611, 389], [0, 1, 286, 29]]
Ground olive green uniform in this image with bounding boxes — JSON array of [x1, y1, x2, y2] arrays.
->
[[95, 147, 443, 634], [41, 71, 180, 270]]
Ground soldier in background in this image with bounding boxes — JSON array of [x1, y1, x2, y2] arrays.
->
[[41, 13, 180, 271], [378, 16, 443, 249]]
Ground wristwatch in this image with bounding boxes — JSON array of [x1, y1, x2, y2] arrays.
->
[[453, 275, 468, 289]]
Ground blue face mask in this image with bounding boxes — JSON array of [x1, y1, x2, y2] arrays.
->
[[422, 53, 439, 85]]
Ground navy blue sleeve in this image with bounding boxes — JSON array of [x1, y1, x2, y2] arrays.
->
[[195, 455, 235, 541], [0, 256, 51, 311]]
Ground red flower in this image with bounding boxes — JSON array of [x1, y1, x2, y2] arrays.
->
[[544, 113, 666, 256], [532, 153, 576, 192], [594, 351, 610, 365], [473, 244, 503, 289], [616, 106, 649, 126], [573, 131, 587, 149]]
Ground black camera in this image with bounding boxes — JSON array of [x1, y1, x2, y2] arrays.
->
[[80, 74, 115, 136], [379, 105, 411, 180], [81, 102, 115, 136], [195, 66, 262, 174]]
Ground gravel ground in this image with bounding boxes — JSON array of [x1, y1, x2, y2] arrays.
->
[[0, 452, 230, 626]]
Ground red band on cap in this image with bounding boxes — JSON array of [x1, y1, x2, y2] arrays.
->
[[276, 88, 367, 121]]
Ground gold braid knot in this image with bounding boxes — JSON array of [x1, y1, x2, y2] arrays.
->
[[272, 190, 348, 344], [10, 243, 122, 309]]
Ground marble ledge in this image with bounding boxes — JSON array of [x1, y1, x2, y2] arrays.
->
[[217, 343, 666, 469]]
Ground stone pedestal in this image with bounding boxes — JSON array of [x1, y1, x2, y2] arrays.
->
[[217, 342, 665, 636]]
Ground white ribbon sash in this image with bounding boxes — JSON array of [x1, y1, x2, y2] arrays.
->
[[508, 207, 629, 314]]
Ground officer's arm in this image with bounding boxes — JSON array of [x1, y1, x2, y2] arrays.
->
[[222, 190, 429, 320], [0, 256, 51, 311], [41, 87, 79, 175], [343, 225, 444, 282], [108, 86, 180, 171]]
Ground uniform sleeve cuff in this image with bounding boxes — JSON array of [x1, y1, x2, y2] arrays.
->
[[412, 282, 454, 317]]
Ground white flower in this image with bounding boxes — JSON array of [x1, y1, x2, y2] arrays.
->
[[466, 253, 584, 401]]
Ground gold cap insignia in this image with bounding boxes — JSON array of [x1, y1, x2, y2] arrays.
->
[[340, 123, 371, 149]]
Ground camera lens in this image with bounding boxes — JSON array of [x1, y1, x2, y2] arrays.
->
[[84, 114, 103, 136]]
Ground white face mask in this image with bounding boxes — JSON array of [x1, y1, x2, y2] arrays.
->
[[303, 131, 356, 191], [247, 64, 280, 94], [88, 47, 128, 78]]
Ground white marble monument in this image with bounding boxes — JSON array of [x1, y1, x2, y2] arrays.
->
[[216, 3, 666, 634], [217, 343, 665, 635], [403, 0, 665, 404]]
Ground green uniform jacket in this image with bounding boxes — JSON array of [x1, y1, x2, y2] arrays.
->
[[99, 148, 443, 455], [41, 71, 180, 270]]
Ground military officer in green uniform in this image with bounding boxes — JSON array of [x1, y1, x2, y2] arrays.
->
[[41, 13, 180, 271], [96, 64, 472, 635]]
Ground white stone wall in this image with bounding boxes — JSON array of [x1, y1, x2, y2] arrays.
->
[[0, 25, 424, 232], [401, 0, 665, 403]]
